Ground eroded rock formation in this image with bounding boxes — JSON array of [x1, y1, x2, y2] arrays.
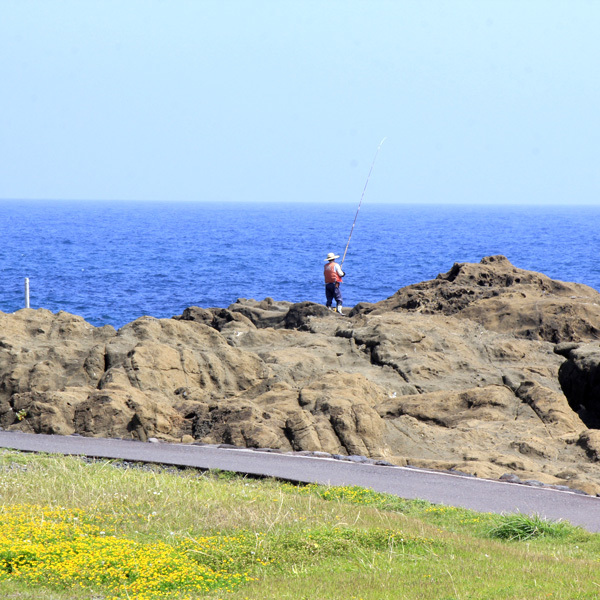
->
[[2, 256, 600, 494]]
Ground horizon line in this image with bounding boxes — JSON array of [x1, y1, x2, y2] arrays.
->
[[1, 198, 598, 207]]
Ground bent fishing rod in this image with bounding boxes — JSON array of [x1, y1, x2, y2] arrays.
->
[[340, 137, 386, 268]]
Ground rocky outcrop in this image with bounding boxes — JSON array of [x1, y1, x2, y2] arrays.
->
[[2, 256, 600, 494], [357, 255, 600, 343]]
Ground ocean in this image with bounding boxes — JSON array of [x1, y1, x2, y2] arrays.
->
[[1, 201, 599, 329]]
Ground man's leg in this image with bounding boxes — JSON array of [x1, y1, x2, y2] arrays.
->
[[325, 283, 335, 308], [334, 284, 343, 314]]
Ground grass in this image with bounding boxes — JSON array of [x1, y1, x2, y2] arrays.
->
[[0, 449, 599, 599], [486, 513, 577, 542]]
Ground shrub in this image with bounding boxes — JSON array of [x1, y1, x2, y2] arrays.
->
[[487, 513, 579, 541]]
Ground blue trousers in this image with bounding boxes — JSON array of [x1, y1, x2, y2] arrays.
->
[[325, 282, 343, 307]]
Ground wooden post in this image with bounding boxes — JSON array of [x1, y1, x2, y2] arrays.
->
[[24, 278, 30, 309]]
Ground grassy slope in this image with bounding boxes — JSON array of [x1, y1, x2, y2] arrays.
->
[[0, 449, 598, 600]]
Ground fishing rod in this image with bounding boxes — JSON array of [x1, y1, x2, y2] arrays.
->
[[340, 137, 386, 268]]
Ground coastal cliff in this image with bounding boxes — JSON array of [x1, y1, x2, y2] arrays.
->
[[2, 256, 600, 494]]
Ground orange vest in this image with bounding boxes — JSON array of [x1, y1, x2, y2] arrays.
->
[[324, 262, 342, 283]]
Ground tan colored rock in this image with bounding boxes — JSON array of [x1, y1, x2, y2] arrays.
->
[[178, 374, 387, 458], [73, 392, 137, 439], [303, 373, 388, 458], [577, 430, 600, 462], [563, 479, 600, 496], [515, 381, 585, 435], [359, 255, 600, 343], [378, 386, 516, 429], [2, 256, 600, 494], [73, 388, 183, 442], [510, 437, 558, 460], [7, 389, 85, 436]]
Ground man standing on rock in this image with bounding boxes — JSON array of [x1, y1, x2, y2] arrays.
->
[[324, 252, 345, 315]]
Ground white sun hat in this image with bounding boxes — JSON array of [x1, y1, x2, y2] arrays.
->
[[325, 252, 340, 261]]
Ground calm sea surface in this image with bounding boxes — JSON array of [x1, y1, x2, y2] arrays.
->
[[1, 201, 599, 328]]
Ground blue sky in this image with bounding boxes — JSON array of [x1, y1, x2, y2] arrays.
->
[[1, 0, 599, 204]]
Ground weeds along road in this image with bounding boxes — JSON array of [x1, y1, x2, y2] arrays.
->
[[1, 430, 599, 533]]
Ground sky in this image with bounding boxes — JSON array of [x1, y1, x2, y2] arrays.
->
[[1, 0, 599, 205]]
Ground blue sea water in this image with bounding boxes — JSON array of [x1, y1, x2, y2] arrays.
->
[[1, 200, 599, 329]]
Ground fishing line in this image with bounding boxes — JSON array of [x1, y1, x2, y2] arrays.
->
[[340, 137, 386, 268]]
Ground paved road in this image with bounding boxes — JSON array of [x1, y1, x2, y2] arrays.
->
[[1, 431, 599, 532]]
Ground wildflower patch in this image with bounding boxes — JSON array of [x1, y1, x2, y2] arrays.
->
[[0, 504, 255, 599], [0, 503, 436, 599]]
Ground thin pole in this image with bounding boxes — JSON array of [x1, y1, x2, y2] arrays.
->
[[341, 137, 386, 267], [24, 278, 30, 309]]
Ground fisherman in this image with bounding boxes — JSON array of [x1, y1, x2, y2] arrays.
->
[[324, 252, 345, 314]]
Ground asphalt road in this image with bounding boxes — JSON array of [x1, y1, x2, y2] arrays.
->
[[1, 431, 599, 533]]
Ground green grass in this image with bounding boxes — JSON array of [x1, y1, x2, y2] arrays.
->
[[487, 513, 578, 541], [0, 449, 599, 599]]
